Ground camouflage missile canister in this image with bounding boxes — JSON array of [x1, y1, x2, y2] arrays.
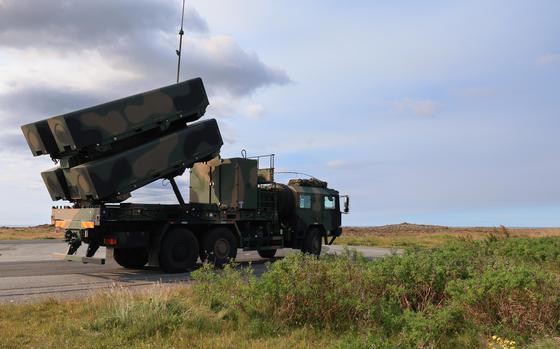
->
[[22, 78, 224, 203], [52, 119, 222, 201], [41, 167, 71, 201], [21, 78, 208, 157], [48, 78, 208, 153], [21, 120, 61, 157]]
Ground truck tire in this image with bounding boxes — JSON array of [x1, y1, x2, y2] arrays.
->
[[258, 249, 277, 259], [114, 247, 149, 268], [159, 227, 199, 273], [203, 227, 237, 267], [302, 228, 322, 257]]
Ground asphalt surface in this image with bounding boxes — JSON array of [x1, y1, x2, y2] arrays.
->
[[0, 240, 399, 303]]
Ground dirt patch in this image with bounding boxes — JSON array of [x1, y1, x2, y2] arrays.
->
[[0, 225, 61, 240], [343, 223, 560, 237], [338, 223, 560, 248]]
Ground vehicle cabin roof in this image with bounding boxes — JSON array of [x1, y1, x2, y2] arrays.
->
[[289, 184, 339, 196]]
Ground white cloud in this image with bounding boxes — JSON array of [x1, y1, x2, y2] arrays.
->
[[327, 160, 346, 169], [206, 95, 239, 118], [536, 53, 560, 66], [183, 35, 290, 96], [0, 48, 138, 95], [244, 103, 265, 119], [393, 98, 441, 117]]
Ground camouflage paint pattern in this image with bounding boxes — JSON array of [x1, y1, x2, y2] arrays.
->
[[21, 78, 208, 157], [190, 157, 258, 209], [288, 178, 327, 188], [189, 157, 221, 205], [52, 207, 101, 232], [257, 168, 274, 183], [47, 119, 222, 201]]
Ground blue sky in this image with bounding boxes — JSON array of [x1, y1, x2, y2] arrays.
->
[[0, 0, 559, 226]]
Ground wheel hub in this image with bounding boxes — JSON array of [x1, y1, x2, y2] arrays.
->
[[214, 238, 230, 258]]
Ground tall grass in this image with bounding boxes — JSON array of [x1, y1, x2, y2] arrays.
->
[[89, 284, 189, 339]]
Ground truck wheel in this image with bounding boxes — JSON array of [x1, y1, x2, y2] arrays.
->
[[258, 249, 277, 259], [302, 228, 322, 257], [159, 227, 199, 273], [203, 227, 237, 267], [114, 247, 149, 268]]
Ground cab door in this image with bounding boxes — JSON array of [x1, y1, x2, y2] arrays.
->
[[321, 194, 340, 232]]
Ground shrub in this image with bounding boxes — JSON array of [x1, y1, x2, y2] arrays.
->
[[491, 237, 560, 265], [447, 264, 560, 335]]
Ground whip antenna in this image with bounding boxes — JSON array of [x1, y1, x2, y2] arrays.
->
[[175, 0, 186, 83]]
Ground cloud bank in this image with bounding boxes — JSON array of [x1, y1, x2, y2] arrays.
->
[[0, 0, 290, 128]]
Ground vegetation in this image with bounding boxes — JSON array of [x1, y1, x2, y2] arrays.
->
[[1, 236, 560, 348], [0, 285, 338, 349], [337, 223, 560, 248], [0, 225, 60, 240], [191, 236, 560, 348]]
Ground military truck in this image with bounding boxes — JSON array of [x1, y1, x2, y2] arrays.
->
[[21, 78, 349, 272]]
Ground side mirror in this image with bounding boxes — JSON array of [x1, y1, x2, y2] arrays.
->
[[342, 195, 349, 214]]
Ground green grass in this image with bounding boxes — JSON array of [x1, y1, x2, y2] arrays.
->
[[0, 285, 337, 349], [2, 237, 560, 348]]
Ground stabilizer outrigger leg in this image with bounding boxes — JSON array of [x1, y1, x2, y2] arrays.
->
[[86, 243, 99, 258], [66, 238, 81, 255], [63, 232, 105, 265], [168, 177, 187, 209], [323, 235, 337, 245]]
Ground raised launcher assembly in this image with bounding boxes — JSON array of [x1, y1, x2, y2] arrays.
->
[[21, 78, 223, 203]]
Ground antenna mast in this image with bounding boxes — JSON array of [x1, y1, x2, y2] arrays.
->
[[169, 0, 188, 208], [176, 0, 186, 83]]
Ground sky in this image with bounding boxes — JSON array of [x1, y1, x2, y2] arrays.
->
[[0, 0, 559, 227]]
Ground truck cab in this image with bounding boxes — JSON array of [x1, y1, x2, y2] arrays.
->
[[292, 184, 343, 236]]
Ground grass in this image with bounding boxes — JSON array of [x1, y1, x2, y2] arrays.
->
[[337, 223, 560, 248], [0, 225, 61, 240], [0, 285, 339, 349], [2, 236, 560, 348]]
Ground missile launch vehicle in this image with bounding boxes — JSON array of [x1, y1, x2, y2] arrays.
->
[[21, 78, 349, 272]]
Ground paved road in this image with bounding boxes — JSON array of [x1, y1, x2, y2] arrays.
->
[[0, 240, 398, 303]]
